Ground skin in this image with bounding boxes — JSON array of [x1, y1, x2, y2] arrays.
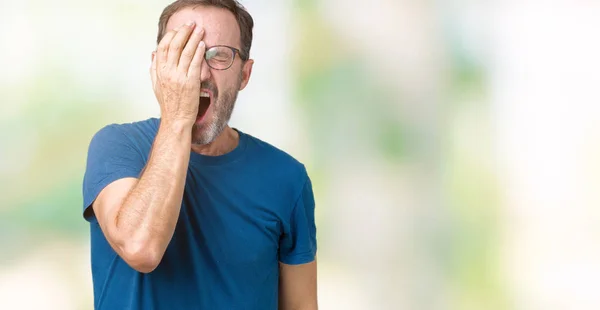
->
[[91, 5, 317, 309], [155, 6, 253, 155]]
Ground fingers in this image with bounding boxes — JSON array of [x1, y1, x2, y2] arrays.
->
[[188, 41, 206, 80], [167, 21, 196, 66], [178, 27, 204, 72], [156, 30, 176, 68]]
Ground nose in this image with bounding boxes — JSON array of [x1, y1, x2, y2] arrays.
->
[[200, 58, 212, 82]]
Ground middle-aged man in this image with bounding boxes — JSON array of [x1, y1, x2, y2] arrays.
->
[[81, 0, 318, 309]]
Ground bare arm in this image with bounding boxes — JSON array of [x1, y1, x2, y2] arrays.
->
[[93, 122, 191, 273], [279, 260, 318, 310], [91, 21, 207, 273]]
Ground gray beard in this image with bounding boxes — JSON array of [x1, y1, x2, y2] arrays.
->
[[191, 86, 239, 145]]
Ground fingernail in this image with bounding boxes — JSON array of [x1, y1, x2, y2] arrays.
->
[[199, 41, 205, 47], [194, 28, 203, 34], [186, 20, 194, 26]]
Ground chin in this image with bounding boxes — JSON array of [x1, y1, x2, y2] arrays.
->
[[191, 122, 223, 145], [191, 132, 214, 146], [190, 127, 209, 145]]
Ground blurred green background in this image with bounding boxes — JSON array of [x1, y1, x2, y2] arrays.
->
[[1, 1, 600, 309]]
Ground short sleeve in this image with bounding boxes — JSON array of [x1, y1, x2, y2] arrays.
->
[[279, 174, 317, 265], [82, 125, 145, 222]]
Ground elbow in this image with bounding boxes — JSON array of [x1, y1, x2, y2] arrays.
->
[[120, 241, 164, 273], [129, 256, 161, 274]]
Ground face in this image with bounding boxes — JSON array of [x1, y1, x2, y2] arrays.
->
[[163, 6, 253, 145]]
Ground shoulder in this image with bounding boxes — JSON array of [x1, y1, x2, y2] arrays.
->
[[92, 117, 160, 140], [89, 118, 160, 149], [241, 131, 310, 194]]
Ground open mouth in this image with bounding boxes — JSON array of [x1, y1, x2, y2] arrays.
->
[[197, 90, 212, 123]]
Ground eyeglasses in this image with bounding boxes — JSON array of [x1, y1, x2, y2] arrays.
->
[[204, 45, 246, 70]]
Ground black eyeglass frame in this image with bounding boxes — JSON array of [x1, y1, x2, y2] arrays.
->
[[205, 45, 248, 70]]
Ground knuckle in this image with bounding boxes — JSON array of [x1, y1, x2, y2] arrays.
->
[[175, 75, 188, 85], [158, 35, 172, 47], [166, 75, 178, 84], [157, 68, 169, 79], [169, 44, 182, 53], [182, 49, 194, 59], [182, 78, 195, 88]]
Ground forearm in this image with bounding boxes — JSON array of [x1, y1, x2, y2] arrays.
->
[[112, 121, 192, 266]]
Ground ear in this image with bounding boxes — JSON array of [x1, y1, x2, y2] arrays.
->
[[150, 51, 157, 72], [239, 59, 254, 91], [150, 51, 158, 89]]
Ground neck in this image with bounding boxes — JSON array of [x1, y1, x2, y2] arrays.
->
[[191, 126, 239, 156]]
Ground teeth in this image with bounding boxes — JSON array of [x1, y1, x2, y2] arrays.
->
[[200, 92, 210, 98]]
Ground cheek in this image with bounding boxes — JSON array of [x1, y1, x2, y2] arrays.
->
[[215, 72, 243, 91]]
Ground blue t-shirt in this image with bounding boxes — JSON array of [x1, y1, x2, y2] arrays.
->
[[82, 118, 317, 310]]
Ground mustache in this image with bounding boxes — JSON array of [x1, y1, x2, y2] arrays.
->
[[201, 81, 218, 97]]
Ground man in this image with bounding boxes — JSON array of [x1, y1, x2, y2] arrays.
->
[[81, 1, 317, 309]]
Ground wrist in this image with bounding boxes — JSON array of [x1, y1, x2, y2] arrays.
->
[[159, 117, 193, 132], [158, 119, 193, 143]]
